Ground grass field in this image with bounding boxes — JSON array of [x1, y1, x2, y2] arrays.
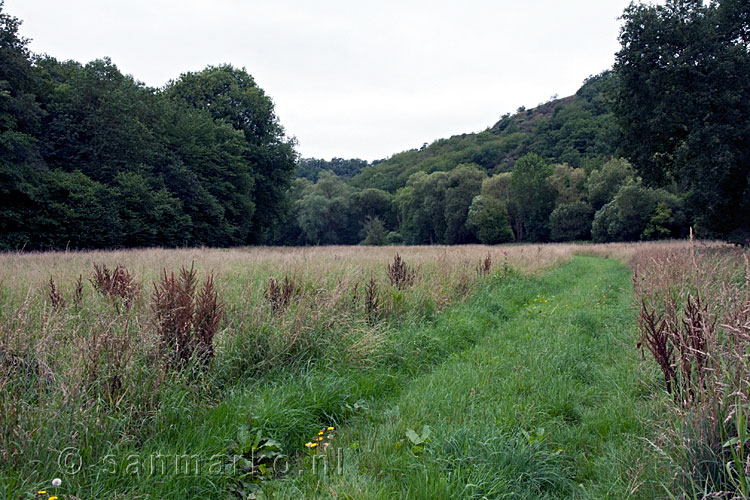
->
[[1, 241, 742, 499], [265, 257, 667, 499]]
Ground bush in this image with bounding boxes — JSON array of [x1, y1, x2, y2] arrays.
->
[[152, 264, 224, 368]]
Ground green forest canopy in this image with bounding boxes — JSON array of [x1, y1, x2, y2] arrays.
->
[[0, 2, 296, 250], [0, 0, 747, 250]]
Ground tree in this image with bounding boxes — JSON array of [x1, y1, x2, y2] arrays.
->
[[642, 202, 674, 241], [443, 164, 485, 244], [592, 181, 686, 242], [114, 172, 190, 247], [296, 171, 353, 244], [157, 100, 254, 246], [0, 4, 309, 250], [396, 171, 450, 244], [297, 157, 368, 181], [166, 65, 297, 242], [35, 57, 168, 184], [362, 216, 387, 245], [547, 163, 587, 205], [274, 177, 311, 245], [351, 188, 395, 238], [41, 170, 121, 248], [509, 153, 555, 242], [586, 158, 634, 210], [0, 1, 45, 250], [549, 201, 594, 241], [466, 195, 514, 244], [482, 173, 512, 205], [615, 0, 750, 240], [31, 56, 261, 248]]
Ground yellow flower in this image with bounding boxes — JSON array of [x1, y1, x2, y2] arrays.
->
[[310, 442, 318, 448], [49, 497, 59, 500], [305, 442, 313, 447], [38, 492, 47, 495], [327, 426, 334, 431], [318, 431, 324, 436]]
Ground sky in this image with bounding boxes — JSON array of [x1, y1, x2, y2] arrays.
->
[[6, 0, 635, 161]]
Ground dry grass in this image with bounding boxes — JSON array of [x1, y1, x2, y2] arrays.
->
[[632, 240, 750, 497], [0, 240, 731, 488], [0, 241, 722, 296]]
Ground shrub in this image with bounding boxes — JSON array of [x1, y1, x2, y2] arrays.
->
[[265, 276, 296, 314], [152, 264, 224, 368], [387, 253, 416, 290], [90, 263, 141, 309]]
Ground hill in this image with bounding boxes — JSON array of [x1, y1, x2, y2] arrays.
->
[[348, 71, 617, 192]]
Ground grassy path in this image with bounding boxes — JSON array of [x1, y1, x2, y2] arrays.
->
[[19, 257, 665, 498], [265, 257, 665, 499]]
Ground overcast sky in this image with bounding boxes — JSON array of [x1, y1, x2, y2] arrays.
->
[[7, 0, 635, 161]]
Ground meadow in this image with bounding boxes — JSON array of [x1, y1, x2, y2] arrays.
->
[[1, 241, 745, 499]]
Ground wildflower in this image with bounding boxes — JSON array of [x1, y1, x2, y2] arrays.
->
[[327, 426, 334, 431], [310, 443, 317, 448], [305, 442, 313, 447], [51, 479, 61, 487], [38, 492, 47, 495], [49, 497, 59, 500], [318, 431, 324, 436]]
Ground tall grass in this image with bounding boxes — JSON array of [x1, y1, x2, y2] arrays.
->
[[0, 240, 724, 497], [264, 256, 670, 499], [0, 245, 524, 494], [633, 241, 750, 498]]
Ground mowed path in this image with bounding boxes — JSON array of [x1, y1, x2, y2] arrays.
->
[[265, 257, 664, 499]]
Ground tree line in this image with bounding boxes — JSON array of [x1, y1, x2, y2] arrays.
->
[[0, 2, 296, 250], [277, 154, 686, 245], [1, 0, 747, 249], [288, 0, 748, 246]]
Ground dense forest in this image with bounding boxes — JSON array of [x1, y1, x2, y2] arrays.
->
[[1, 0, 748, 250], [0, 2, 296, 250]]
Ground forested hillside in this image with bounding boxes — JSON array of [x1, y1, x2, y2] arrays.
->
[[281, 71, 686, 246], [0, 3, 296, 250], [288, 0, 748, 246], [1, 0, 748, 250], [348, 71, 617, 193]]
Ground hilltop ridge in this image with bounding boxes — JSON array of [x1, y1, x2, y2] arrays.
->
[[337, 71, 616, 192]]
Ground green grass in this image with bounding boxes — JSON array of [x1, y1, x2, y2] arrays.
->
[[3, 257, 667, 498], [264, 257, 667, 499]]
